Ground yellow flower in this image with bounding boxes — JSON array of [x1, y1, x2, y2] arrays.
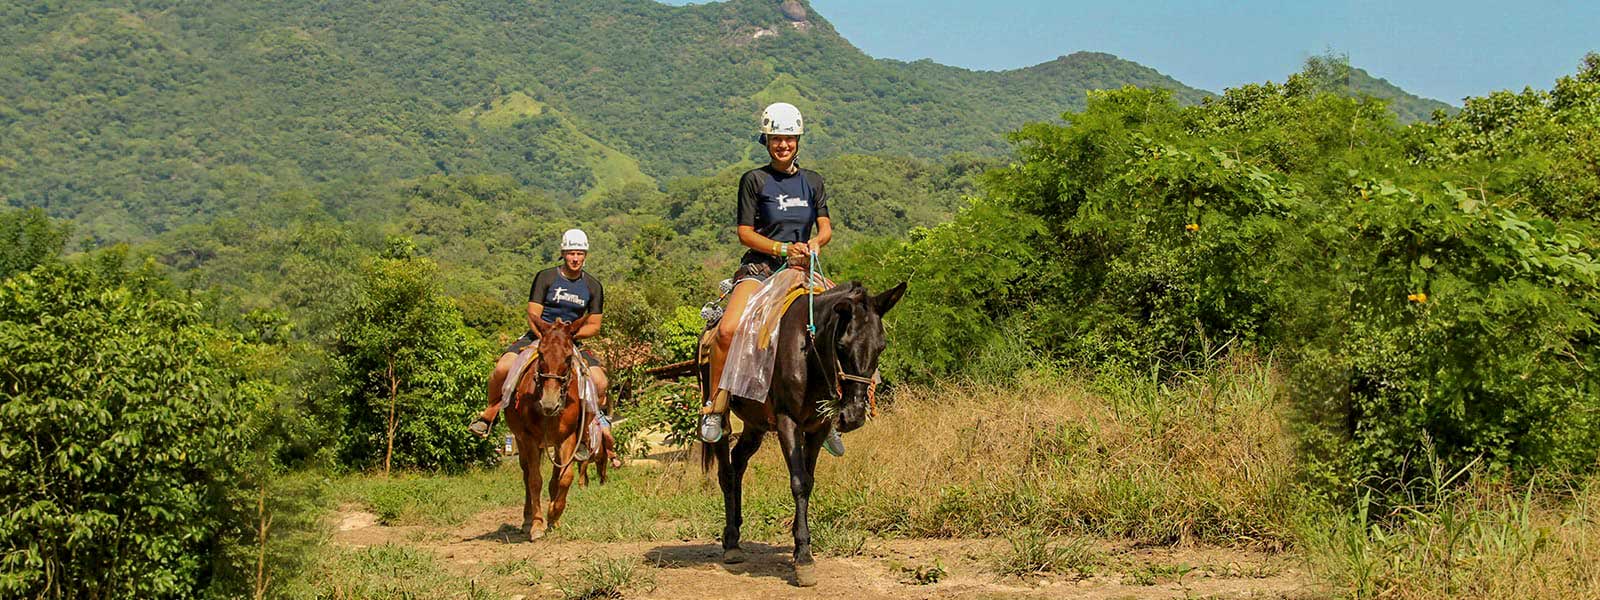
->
[[1185, 223, 1199, 232], [1408, 293, 1428, 303]]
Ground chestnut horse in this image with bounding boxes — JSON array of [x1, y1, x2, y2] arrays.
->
[[505, 317, 605, 540], [700, 281, 906, 586]]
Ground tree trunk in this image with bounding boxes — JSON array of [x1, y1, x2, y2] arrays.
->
[[253, 481, 271, 600], [384, 358, 400, 477]]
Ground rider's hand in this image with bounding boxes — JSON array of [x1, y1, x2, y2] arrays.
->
[[787, 241, 810, 258]]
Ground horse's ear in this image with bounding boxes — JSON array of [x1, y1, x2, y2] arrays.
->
[[872, 282, 908, 316], [564, 318, 584, 337], [531, 317, 551, 337]]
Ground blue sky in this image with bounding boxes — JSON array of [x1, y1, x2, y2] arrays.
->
[[666, 0, 1598, 104]]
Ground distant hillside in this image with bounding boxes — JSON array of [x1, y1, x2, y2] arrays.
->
[[1346, 66, 1457, 123], [1297, 56, 1456, 123], [0, 0, 1209, 242]]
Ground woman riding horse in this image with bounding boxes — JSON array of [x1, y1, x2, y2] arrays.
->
[[701, 102, 844, 456]]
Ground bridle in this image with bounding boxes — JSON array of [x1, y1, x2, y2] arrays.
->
[[834, 354, 874, 387], [826, 333, 876, 400], [802, 251, 876, 401], [534, 364, 571, 389]]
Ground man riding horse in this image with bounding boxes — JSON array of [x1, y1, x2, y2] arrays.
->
[[469, 228, 618, 468]]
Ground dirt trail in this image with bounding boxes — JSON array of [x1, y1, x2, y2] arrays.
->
[[332, 500, 1318, 599]]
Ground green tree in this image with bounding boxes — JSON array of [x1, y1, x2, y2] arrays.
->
[[0, 260, 253, 599], [0, 207, 70, 280], [332, 239, 496, 473]]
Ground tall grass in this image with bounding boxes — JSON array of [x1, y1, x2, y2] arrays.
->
[[1305, 476, 1600, 599], [813, 357, 1299, 546]]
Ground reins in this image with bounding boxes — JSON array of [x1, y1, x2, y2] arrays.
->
[[527, 350, 589, 471], [803, 250, 873, 400]]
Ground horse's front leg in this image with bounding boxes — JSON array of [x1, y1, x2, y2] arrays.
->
[[776, 416, 822, 587], [720, 425, 766, 564], [546, 434, 579, 529], [520, 432, 547, 540]]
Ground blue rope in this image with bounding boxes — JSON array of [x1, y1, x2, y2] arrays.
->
[[807, 250, 818, 337]]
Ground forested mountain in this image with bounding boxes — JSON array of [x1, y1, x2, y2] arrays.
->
[[3, 0, 1207, 242], [1346, 65, 1457, 122]]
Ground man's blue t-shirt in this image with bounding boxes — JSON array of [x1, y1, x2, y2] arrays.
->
[[527, 266, 605, 330]]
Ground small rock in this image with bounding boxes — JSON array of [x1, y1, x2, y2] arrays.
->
[[337, 511, 380, 531]]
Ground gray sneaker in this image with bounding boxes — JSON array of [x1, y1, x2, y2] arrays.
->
[[823, 427, 845, 457], [467, 418, 492, 439], [699, 413, 725, 443]]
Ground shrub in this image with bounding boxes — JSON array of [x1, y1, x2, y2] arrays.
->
[[332, 246, 498, 473], [0, 262, 252, 598]]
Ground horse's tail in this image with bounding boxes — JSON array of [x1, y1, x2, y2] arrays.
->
[[696, 330, 719, 475]]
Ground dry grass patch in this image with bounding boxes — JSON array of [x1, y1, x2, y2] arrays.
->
[[812, 358, 1298, 546]]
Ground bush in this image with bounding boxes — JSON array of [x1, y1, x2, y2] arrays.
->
[[852, 60, 1600, 493], [0, 262, 252, 598], [332, 247, 498, 473], [611, 380, 700, 456]]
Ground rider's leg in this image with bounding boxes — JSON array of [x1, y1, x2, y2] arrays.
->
[[706, 279, 762, 414], [586, 364, 622, 467], [587, 365, 609, 404], [480, 352, 518, 422]]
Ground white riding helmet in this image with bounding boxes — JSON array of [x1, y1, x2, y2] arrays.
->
[[559, 228, 589, 252], [759, 102, 804, 136]]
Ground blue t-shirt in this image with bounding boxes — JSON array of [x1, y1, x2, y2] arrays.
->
[[527, 266, 605, 330], [737, 165, 829, 267]]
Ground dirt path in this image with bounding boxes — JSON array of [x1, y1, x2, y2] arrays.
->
[[332, 502, 1319, 599]]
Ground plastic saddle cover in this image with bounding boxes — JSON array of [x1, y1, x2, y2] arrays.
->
[[719, 268, 829, 402], [499, 339, 603, 457]]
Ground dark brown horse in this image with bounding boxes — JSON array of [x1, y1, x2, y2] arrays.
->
[[505, 317, 605, 540], [699, 281, 906, 586]]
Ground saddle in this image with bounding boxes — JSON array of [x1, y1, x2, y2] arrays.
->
[[500, 343, 598, 411]]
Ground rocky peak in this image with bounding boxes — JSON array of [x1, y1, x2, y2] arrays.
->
[[779, 0, 807, 22]]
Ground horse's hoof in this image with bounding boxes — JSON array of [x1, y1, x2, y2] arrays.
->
[[793, 562, 818, 587], [722, 548, 745, 564], [526, 527, 545, 541]]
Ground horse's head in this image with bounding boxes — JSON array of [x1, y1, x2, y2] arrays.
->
[[530, 318, 582, 417], [828, 281, 907, 433]]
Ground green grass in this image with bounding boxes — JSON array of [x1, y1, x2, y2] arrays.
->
[[324, 358, 1298, 551], [451, 90, 656, 202], [276, 543, 491, 600], [555, 557, 657, 600], [990, 529, 1101, 579], [1302, 477, 1600, 599], [331, 467, 523, 527], [455, 92, 546, 129]]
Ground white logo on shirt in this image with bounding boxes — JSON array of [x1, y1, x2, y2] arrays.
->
[[551, 286, 584, 305], [774, 193, 808, 211]]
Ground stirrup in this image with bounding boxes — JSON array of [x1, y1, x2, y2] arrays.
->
[[699, 413, 726, 443], [467, 417, 493, 439], [823, 427, 845, 457]]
